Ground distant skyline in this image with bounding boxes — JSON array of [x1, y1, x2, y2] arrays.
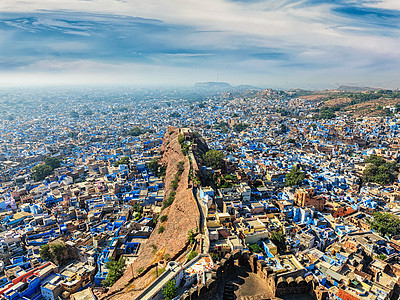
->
[[0, 0, 400, 89]]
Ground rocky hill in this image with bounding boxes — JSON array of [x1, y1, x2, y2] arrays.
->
[[103, 126, 200, 300]]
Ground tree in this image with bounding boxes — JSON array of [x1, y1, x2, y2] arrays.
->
[[203, 150, 225, 170], [68, 132, 78, 139], [209, 252, 218, 262], [280, 124, 288, 134], [287, 138, 296, 144], [285, 165, 305, 187], [248, 243, 262, 253], [102, 257, 125, 287], [363, 155, 399, 185], [40, 244, 53, 261], [127, 126, 148, 136], [316, 107, 336, 119], [83, 110, 93, 116], [365, 154, 386, 167], [270, 231, 286, 252], [50, 243, 67, 265], [44, 157, 61, 170], [147, 158, 159, 174], [368, 212, 400, 237], [169, 112, 181, 118], [70, 111, 79, 118], [114, 156, 130, 167], [32, 164, 53, 181], [233, 123, 248, 132], [162, 279, 177, 300], [178, 134, 185, 145], [377, 254, 387, 261]]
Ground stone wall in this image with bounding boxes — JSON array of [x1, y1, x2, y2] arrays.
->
[[178, 250, 330, 300]]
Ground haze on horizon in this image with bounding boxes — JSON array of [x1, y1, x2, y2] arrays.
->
[[0, 0, 400, 89]]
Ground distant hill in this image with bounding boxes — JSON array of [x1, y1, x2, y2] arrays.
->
[[336, 85, 380, 92], [235, 84, 262, 91], [195, 82, 232, 88]]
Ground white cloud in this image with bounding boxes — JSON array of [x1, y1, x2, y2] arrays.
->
[[0, 0, 399, 87]]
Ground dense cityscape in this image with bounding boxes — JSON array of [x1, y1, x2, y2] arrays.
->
[[0, 85, 400, 300]]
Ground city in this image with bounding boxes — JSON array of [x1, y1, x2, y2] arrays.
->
[[0, 85, 400, 300]]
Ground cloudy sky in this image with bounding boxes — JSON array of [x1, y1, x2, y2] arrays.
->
[[0, 0, 399, 88]]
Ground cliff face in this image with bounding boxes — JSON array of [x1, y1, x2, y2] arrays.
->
[[105, 126, 200, 299]]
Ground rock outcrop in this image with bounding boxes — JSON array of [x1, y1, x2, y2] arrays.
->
[[103, 126, 200, 300]]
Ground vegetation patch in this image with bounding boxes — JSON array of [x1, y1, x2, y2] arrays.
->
[[363, 155, 399, 185], [187, 250, 198, 261], [31, 157, 61, 181], [102, 257, 125, 287], [368, 212, 400, 237], [285, 165, 305, 187]]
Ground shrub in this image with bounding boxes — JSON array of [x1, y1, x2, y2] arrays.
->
[[187, 230, 195, 244], [102, 257, 125, 287], [162, 279, 177, 300], [160, 215, 168, 223], [40, 244, 53, 262], [158, 226, 165, 234], [150, 244, 157, 253], [187, 251, 198, 261], [248, 243, 262, 253]]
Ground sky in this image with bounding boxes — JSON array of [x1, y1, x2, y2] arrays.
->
[[0, 0, 399, 89]]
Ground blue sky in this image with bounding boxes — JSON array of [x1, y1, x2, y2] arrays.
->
[[0, 0, 399, 88]]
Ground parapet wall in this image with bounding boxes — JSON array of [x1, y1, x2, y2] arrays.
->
[[180, 250, 329, 300]]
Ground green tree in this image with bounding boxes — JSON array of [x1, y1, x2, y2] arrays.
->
[[209, 252, 218, 263], [233, 123, 248, 132], [377, 254, 387, 260], [363, 155, 398, 185], [365, 154, 386, 167], [280, 124, 288, 134], [270, 231, 286, 252], [50, 243, 67, 265], [68, 132, 78, 139], [147, 158, 160, 174], [40, 244, 53, 261], [178, 134, 185, 145], [316, 107, 336, 119], [83, 110, 93, 116], [203, 150, 225, 170], [287, 138, 296, 144], [102, 257, 126, 287], [127, 126, 145, 136], [70, 111, 79, 118], [44, 157, 61, 170], [114, 156, 130, 167], [285, 165, 305, 187], [248, 243, 262, 253], [169, 112, 181, 118], [162, 279, 177, 300], [32, 164, 53, 181], [368, 212, 400, 237]]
